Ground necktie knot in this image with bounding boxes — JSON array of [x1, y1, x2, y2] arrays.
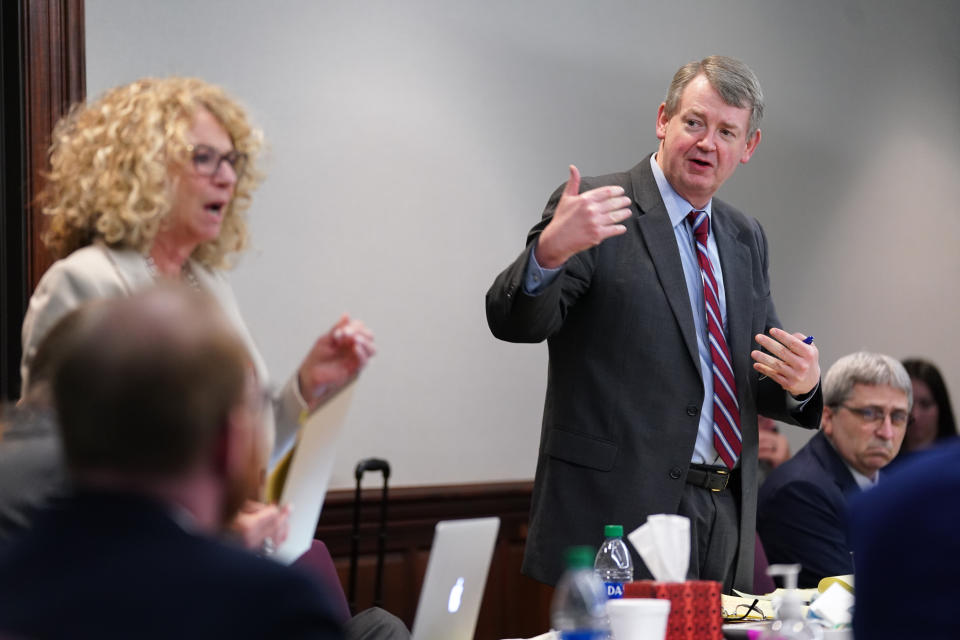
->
[[687, 210, 709, 243]]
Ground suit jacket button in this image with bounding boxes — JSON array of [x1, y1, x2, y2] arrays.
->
[[669, 467, 682, 479], [686, 404, 699, 417]]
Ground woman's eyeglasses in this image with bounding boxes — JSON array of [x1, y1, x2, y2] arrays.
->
[[187, 144, 248, 179]]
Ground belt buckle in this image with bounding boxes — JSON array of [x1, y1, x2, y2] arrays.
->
[[711, 468, 729, 492]]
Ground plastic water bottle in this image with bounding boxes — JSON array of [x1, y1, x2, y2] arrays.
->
[[551, 546, 610, 640], [594, 524, 634, 599]]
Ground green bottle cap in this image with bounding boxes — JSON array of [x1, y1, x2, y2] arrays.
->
[[604, 524, 624, 538], [564, 546, 595, 569]]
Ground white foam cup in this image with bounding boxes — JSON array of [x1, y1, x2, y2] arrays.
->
[[606, 597, 671, 640]]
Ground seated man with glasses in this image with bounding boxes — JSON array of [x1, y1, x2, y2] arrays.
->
[[757, 351, 911, 588]]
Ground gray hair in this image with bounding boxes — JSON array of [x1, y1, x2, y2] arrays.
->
[[823, 351, 913, 409], [664, 56, 765, 138]]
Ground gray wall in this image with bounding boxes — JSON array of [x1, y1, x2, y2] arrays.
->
[[86, 0, 960, 488]]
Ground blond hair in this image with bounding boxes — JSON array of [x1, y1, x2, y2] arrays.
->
[[42, 77, 263, 269]]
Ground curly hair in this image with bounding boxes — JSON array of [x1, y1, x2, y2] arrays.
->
[[42, 76, 263, 269]]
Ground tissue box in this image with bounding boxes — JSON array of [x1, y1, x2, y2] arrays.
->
[[624, 580, 722, 640]]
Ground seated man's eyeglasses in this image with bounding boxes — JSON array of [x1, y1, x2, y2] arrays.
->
[[835, 404, 909, 428]]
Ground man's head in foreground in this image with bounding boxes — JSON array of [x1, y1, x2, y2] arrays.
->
[[53, 284, 262, 529]]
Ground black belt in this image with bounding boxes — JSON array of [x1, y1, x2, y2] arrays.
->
[[685, 464, 733, 492]]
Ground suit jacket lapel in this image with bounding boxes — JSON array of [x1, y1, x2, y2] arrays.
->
[[99, 242, 154, 293], [810, 431, 861, 495], [630, 159, 699, 372], [712, 210, 753, 401]]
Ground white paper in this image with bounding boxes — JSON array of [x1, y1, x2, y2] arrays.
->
[[272, 383, 356, 564], [809, 583, 854, 627]]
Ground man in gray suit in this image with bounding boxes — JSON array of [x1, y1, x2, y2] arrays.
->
[[486, 56, 822, 593]]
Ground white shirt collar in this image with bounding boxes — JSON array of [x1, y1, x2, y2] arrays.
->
[[825, 436, 880, 489], [845, 463, 879, 490], [649, 154, 713, 229]]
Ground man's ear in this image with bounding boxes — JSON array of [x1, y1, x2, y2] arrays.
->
[[210, 420, 231, 478], [655, 102, 670, 141], [212, 407, 248, 479], [740, 128, 761, 164], [821, 405, 834, 437]]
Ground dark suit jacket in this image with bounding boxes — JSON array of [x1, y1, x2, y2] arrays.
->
[[0, 490, 345, 639], [486, 156, 822, 590], [849, 440, 960, 639], [757, 430, 858, 588]]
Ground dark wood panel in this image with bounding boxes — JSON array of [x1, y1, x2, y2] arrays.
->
[[23, 0, 85, 290], [1, 0, 85, 399], [316, 481, 553, 640]]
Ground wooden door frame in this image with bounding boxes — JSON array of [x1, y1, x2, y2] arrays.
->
[[1, 0, 85, 398]]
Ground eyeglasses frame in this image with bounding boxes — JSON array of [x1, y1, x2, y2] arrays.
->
[[186, 143, 248, 180]]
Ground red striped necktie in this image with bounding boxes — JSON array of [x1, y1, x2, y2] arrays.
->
[[687, 210, 741, 469]]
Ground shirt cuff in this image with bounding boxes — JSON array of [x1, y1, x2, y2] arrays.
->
[[290, 374, 309, 411], [523, 241, 562, 295], [786, 380, 820, 411]]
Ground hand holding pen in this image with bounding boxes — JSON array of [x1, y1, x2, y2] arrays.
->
[[751, 329, 819, 396]]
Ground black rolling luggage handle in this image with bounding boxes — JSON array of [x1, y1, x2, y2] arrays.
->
[[348, 457, 390, 615]]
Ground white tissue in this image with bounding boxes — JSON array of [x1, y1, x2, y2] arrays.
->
[[627, 514, 690, 582], [809, 583, 854, 627]]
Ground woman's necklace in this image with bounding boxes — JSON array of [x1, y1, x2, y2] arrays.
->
[[144, 254, 200, 290]]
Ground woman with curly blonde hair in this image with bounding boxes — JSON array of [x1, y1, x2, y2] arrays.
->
[[40, 76, 260, 269], [20, 77, 376, 547]]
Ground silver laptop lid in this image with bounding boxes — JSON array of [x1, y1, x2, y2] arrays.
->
[[410, 517, 500, 640]]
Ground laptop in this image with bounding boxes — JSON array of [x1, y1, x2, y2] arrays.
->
[[410, 517, 501, 640]]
